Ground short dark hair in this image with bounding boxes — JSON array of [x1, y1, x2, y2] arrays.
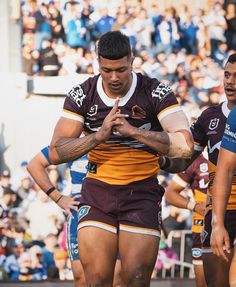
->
[[97, 31, 132, 60], [226, 53, 236, 64]]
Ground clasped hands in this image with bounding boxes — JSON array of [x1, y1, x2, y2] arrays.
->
[[96, 98, 134, 142]]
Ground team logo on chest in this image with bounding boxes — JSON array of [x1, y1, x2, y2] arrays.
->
[[131, 105, 146, 119], [200, 163, 208, 173], [87, 105, 98, 117], [209, 118, 219, 130]]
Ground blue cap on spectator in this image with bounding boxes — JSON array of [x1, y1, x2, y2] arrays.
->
[[20, 161, 28, 167]]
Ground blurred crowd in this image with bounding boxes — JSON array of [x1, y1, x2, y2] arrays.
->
[[0, 163, 73, 281], [1, 0, 235, 282]]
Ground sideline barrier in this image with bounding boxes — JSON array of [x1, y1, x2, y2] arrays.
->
[[165, 230, 194, 279], [27, 74, 92, 96]]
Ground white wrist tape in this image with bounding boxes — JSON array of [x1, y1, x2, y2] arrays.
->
[[167, 132, 192, 158], [187, 201, 196, 211]]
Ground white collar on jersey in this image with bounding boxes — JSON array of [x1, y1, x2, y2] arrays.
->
[[222, 101, 231, 118], [97, 71, 137, 107]]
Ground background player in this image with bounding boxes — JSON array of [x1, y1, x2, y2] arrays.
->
[[27, 146, 87, 287], [27, 146, 122, 286], [164, 153, 208, 287], [211, 106, 236, 287], [160, 53, 236, 287]]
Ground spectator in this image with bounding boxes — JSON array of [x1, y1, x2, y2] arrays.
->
[[38, 39, 60, 76], [63, 1, 87, 49], [225, 2, 236, 51], [54, 248, 73, 280], [41, 233, 58, 277], [205, 2, 227, 57], [25, 190, 64, 240], [0, 170, 12, 197], [4, 239, 25, 280], [95, 8, 116, 37], [35, 3, 52, 50]]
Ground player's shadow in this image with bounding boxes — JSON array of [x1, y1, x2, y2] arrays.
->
[[0, 123, 10, 174]]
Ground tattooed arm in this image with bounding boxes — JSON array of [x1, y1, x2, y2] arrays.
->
[[49, 99, 128, 164], [114, 110, 193, 158]]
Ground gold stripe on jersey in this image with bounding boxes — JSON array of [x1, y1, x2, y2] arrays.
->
[[192, 189, 206, 233], [87, 143, 159, 185], [207, 161, 236, 210], [62, 109, 84, 123], [157, 104, 182, 121]]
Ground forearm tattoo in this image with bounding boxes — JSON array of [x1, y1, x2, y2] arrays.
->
[[55, 133, 98, 163], [135, 129, 170, 155]]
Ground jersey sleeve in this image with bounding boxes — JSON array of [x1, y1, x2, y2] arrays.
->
[[221, 107, 236, 153], [149, 79, 182, 121], [62, 82, 89, 124], [174, 162, 195, 188], [191, 112, 208, 152], [41, 146, 51, 164]]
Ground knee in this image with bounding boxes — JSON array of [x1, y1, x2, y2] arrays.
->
[[73, 274, 86, 287], [122, 264, 150, 286], [84, 270, 112, 286]]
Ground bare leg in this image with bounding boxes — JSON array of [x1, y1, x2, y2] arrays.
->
[[71, 259, 86, 287], [194, 264, 207, 287], [119, 230, 159, 287], [230, 245, 236, 287], [113, 260, 122, 287], [78, 226, 118, 286], [203, 251, 233, 287]]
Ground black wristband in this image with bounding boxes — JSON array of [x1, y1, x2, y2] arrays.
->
[[160, 156, 171, 170], [46, 186, 56, 196], [55, 195, 63, 203]]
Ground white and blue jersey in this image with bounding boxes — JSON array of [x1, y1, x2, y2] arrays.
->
[[41, 146, 88, 261], [221, 106, 236, 153]]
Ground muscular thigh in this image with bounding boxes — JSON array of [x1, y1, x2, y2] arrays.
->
[[78, 226, 118, 273], [119, 231, 160, 273]]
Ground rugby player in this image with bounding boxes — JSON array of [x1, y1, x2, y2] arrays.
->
[[161, 53, 236, 287], [211, 106, 236, 287], [165, 153, 208, 287], [37, 31, 193, 285]]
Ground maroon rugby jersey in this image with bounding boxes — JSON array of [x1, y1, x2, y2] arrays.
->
[[62, 72, 182, 185], [172, 154, 208, 233], [191, 102, 236, 209]]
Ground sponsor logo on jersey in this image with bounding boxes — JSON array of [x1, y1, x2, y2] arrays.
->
[[68, 85, 86, 107], [209, 118, 219, 130], [200, 163, 208, 173], [87, 162, 97, 174], [224, 124, 236, 139], [192, 248, 202, 258], [87, 105, 98, 117], [151, 83, 172, 102], [78, 205, 91, 222], [194, 219, 204, 226]]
